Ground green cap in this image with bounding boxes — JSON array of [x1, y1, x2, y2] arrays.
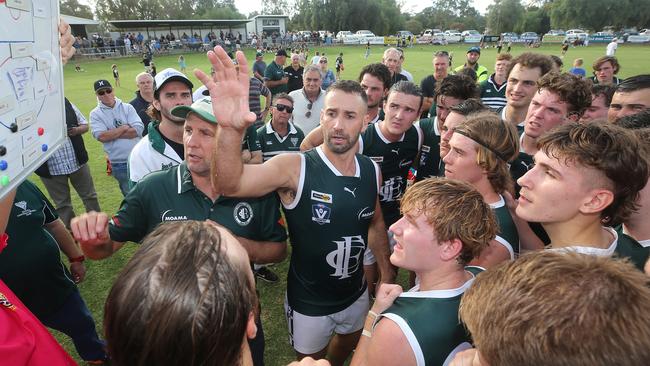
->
[[171, 98, 217, 124]]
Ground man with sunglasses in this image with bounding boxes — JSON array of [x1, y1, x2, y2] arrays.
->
[[256, 93, 304, 161], [89, 79, 143, 196], [290, 65, 325, 134]]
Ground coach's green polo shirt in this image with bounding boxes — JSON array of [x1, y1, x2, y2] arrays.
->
[[264, 61, 287, 95], [109, 162, 287, 244], [256, 122, 305, 161], [1, 180, 75, 319]]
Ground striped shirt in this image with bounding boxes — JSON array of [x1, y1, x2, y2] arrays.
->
[[256, 122, 304, 161], [480, 74, 508, 110]]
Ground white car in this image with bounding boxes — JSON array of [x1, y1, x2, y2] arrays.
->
[[356, 30, 376, 38], [444, 31, 462, 43], [336, 31, 353, 39], [461, 30, 480, 37], [566, 29, 586, 36]]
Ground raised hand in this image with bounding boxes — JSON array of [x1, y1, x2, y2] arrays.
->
[[194, 46, 257, 132]]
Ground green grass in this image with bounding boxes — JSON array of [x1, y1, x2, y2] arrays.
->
[[31, 42, 649, 365]]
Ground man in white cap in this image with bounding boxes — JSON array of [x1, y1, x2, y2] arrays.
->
[[128, 68, 193, 186]]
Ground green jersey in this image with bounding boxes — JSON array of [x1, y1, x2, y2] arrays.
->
[[360, 121, 422, 227], [283, 147, 379, 316], [415, 118, 442, 181], [491, 195, 520, 258], [381, 266, 483, 366], [264, 61, 287, 95], [256, 122, 305, 161], [480, 74, 507, 110], [549, 228, 649, 272], [109, 162, 287, 244], [0, 180, 75, 318]]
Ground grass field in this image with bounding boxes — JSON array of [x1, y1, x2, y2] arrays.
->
[[33, 42, 649, 365]]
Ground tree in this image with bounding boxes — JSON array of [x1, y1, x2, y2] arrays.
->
[[486, 0, 525, 34], [60, 0, 93, 19], [263, 0, 289, 15], [404, 19, 423, 35], [515, 6, 549, 34], [549, 0, 650, 31]]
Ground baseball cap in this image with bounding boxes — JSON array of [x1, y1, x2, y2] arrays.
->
[[93, 79, 112, 92], [256, 52, 263, 57], [154, 68, 193, 95], [467, 46, 481, 54], [171, 98, 217, 124], [275, 49, 288, 57]]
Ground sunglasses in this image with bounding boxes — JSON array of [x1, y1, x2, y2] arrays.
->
[[305, 102, 313, 118], [275, 104, 294, 113], [319, 60, 328, 63], [97, 89, 113, 96]]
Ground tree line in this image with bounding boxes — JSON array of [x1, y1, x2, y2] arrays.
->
[[61, 0, 650, 35]]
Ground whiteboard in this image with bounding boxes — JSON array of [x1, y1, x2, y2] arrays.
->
[[0, 0, 65, 199]]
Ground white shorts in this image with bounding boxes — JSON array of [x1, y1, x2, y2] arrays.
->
[[284, 290, 369, 354], [363, 230, 397, 265]]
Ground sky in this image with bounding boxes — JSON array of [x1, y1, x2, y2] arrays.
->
[[234, 0, 493, 17]]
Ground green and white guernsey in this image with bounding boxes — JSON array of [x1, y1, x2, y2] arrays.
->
[[380, 266, 484, 366], [415, 117, 442, 181], [549, 227, 649, 271], [256, 122, 305, 161], [283, 146, 380, 316], [360, 121, 423, 227], [491, 195, 520, 259]]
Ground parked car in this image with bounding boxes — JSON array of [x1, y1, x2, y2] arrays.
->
[[500, 32, 519, 42], [355, 30, 376, 37], [396, 30, 414, 38], [461, 30, 480, 37], [546, 29, 566, 36], [566, 29, 586, 36], [336, 31, 353, 39], [421, 29, 442, 37], [444, 31, 462, 43]]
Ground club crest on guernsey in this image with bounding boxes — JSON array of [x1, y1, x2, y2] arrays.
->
[[326, 235, 365, 279]]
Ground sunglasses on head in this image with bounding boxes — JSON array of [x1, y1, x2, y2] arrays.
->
[[275, 104, 294, 113], [97, 89, 113, 96], [434, 51, 449, 57]]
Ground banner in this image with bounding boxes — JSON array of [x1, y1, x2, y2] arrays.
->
[[463, 35, 482, 43], [384, 36, 399, 45], [367, 36, 385, 45], [627, 35, 650, 43], [588, 35, 614, 43], [542, 35, 565, 43]]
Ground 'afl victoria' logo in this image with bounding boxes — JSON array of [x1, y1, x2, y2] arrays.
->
[[234, 202, 254, 226]]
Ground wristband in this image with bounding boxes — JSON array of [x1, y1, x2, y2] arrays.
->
[[362, 329, 372, 338], [69, 255, 85, 263], [368, 310, 379, 318]]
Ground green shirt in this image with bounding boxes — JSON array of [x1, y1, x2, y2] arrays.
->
[[0, 180, 75, 318], [264, 61, 287, 95], [109, 162, 287, 244], [491, 195, 519, 258], [415, 117, 442, 181], [256, 122, 305, 161], [283, 147, 379, 316], [381, 266, 483, 366], [360, 122, 422, 227]]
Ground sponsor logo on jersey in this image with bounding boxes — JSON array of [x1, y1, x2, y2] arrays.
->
[[161, 162, 174, 170], [311, 203, 331, 225], [379, 176, 404, 202], [14, 201, 36, 217], [234, 202, 254, 226], [421, 145, 430, 152], [357, 206, 375, 220], [161, 209, 188, 222], [391, 148, 400, 155], [343, 186, 357, 197], [311, 190, 333, 204], [266, 141, 273, 145], [398, 159, 413, 168], [369, 156, 384, 163], [326, 235, 365, 279]]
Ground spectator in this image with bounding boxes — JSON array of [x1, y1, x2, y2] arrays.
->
[[89, 79, 143, 195], [318, 56, 336, 90]]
